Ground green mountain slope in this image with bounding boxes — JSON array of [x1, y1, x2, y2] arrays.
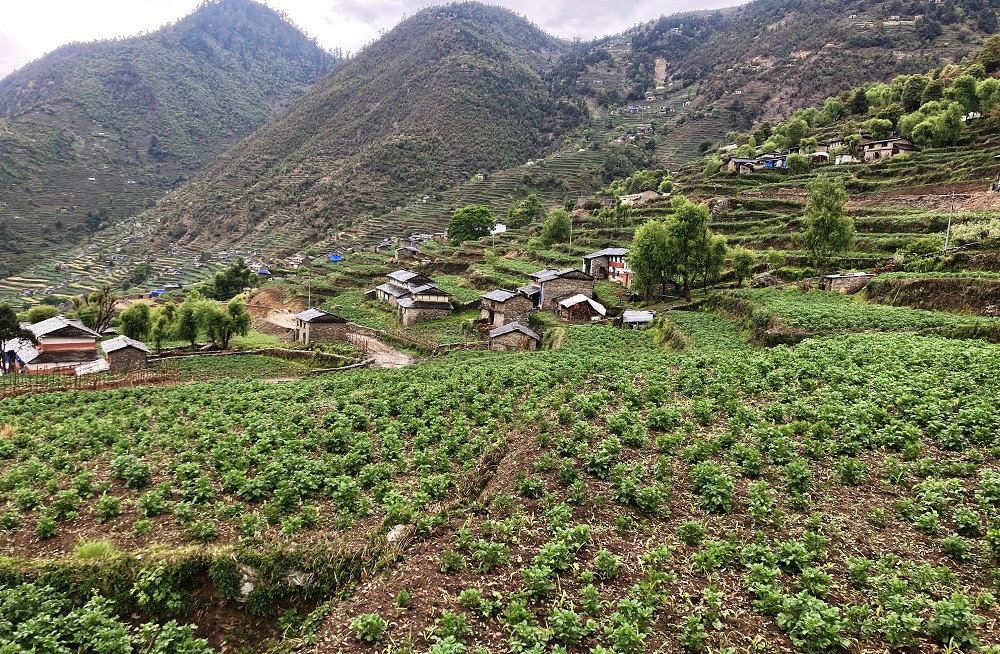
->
[[144, 2, 587, 250], [0, 0, 336, 276]]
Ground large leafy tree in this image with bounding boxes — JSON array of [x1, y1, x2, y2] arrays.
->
[[627, 221, 670, 301], [665, 196, 714, 301], [731, 248, 758, 287], [0, 304, 37, 371], [540, 209, 571, 246], [210, 258, 254, 301], [799, 177, 854, 283], [198, 298, 252, 349], [447, 205, 495, 244], [507, 194, 545, 229], [119, 303, 152, 341], [977, 34, 1000, 74]]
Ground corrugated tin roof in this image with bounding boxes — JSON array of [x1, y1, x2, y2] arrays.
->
[[583, 247, 628, 259], [375, 283, 411, 298], [29, 316, 100, 339], [101, 336, 151, 354], [489, 322, 540, 340], [622, 310, 656, 323], [482, 289, 516, 302], [387, 270, 421, 283], [397, 298, 452, 310], [557, 294, 606, 316]]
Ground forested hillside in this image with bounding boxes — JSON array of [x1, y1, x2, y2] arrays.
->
[[145, 2, 588, 250], [0, 0, 336, 277]]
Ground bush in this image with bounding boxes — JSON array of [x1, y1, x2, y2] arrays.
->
[[350, 613, 388, 643], [927, 594, 983, 647], [676, 521, 706, 546]]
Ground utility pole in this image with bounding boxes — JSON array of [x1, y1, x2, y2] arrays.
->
[[307, 274, 312, 309], [944, 191, 955, 251]]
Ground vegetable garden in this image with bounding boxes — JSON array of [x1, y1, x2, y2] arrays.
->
[[3, 314, 1000, 652]]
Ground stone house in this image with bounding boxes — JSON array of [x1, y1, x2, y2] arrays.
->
[[479, 289, 535, 327], [557, 294, 607, 321], [397, 285, 453, 326], [861, 137, 917, 163], [822, 272, 873, 294], [394, 246, 421, 261], [582, 248, 631, 288], [372, 269, 453, 325], [294, 308, 348, 345], [724, 157, 761, 174], [530, 269, 595, 311], [100, 336, 150, 372], [489, 322, 540, 351]]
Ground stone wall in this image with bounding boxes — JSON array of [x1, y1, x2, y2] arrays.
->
[[541, 278, 594, 310], [400, 306, 452, 326], [480, 295, 535, 326], [585, 256, 611, 280], [299, 321, 348, 345], [490, 332, 538, 351], [827, 275, 872, 294], [108, 348, 147, 373]]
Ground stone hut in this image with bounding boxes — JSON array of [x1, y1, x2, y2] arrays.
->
[[397, 285, 453, 326], [294, 308, 348, 345], [531, 269, 595, 311], [489, 322, 540, 351], [100, 336, 149, 373], [480, 289, 535, 327], [822, 273, 873, 294]]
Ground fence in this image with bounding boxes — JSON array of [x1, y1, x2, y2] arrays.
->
[[0, 364, 181, 399]]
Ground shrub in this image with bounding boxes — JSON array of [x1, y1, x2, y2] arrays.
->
[[93, 493, 121, 523], [927, 594, 983, 647], [34, 512, 58, 539], [441, 550, 466, 574], [676, 521, 706, 546], [350, 613, 388, 643], [833, 457, 866, 486], [776, 592, 848, 651], [690, 461, 734, 514], [593, 548, 621, 580]]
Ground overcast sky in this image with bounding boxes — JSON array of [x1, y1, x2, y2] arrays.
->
[[0, 0, 745, 78]]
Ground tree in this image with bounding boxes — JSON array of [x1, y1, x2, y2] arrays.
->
[[799, 177, 854, 283], [627, 221, 670, 300], [665, 196, 713, 301], [658, 176, 674, 194], [949, 75, 979, 113], [149, 313, 172, 354], [447, 205, 495, 244], [915, 17, 943, 43], [976, 34, 1000, 75], [540, 209, 572, 246], [218, 298, 252, 349], [127, 263, 153, 288], [848, 88, 869, 115], [174, 299, 201, 349], [507, 194, 545, 229], [210, 258, 254, 301], [820, 98, 845, 125], [865, 118, 894, 140], [703, 157, 723, 178], [921, 78, 945, 106], [786, 153, 810, 175], [73, 286, 117, 334], [119, 303, 151, 341], [784, 118, 808, 148], [699, 233, 728, 292], [0, 304, 37, 372], [902, 76, 929, 112], [26, 305, 59, 324], [731, 248, 757, 287]]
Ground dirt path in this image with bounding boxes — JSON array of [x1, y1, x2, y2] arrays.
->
[[263, 312, 299, 330], [351, 334, 414, 369]]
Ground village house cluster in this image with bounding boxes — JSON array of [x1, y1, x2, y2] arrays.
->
[[3, 317, 149, 376], [723, 136, 919, 174]]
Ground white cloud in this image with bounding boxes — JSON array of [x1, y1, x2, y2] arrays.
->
[[0, 0, 746, 77]]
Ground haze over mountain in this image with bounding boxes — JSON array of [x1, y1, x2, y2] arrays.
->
[[0, 0, 336, 276]]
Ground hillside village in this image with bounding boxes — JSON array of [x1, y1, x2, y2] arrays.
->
[[4, 1, 1000, 653]]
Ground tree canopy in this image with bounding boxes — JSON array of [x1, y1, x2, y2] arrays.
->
[[447, 205, 495, 245], [540, 209, 572, 246], [798, 177, 854, 282]]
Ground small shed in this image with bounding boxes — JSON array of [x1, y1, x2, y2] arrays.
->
[[489, 322, 540, 351], [294, 308, 348, 345], [822, 272, 873, 294], [557, 294, 607, 321], [101, 336, 150, 372], [620, 310, 656, 329]]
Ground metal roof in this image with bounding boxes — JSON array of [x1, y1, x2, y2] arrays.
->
[[557, 294, 606, 316], [482, 289, 517, 302], [295, 308, 346, 323], [396, 298, 452, 310], [489, 322, 540, 340], [101, 336, 151, 354], [29, 316, 101, 339], [375, 283, 411, 298], [622, 310, 656, 323], [387, 270, 421, 283], [583, 247, 628, 259]]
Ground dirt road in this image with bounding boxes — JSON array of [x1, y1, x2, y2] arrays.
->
[[349, 334, 414, 368]]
